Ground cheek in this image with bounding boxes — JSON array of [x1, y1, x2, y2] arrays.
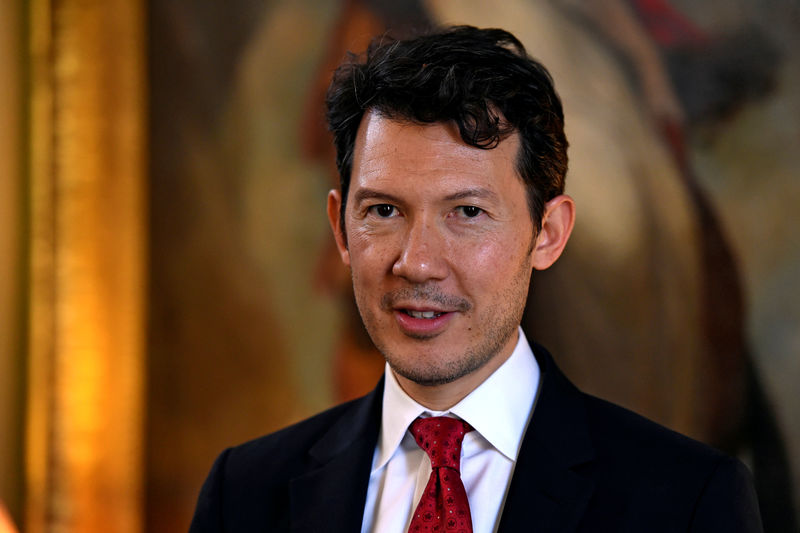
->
[[450, 233, 532, 303], [454, 231, 525, 271], [347, 229, 397, 277]]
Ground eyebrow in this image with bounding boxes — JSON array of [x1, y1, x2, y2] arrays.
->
[[351, 188, 404, 205], [351, 187, 498, 205], [443, 188, 498, 202]]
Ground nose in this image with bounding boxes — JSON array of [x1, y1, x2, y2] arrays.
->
[[391, 217, 449, 283]]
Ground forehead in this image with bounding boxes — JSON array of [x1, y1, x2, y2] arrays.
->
[[350, 110, 521, 195]]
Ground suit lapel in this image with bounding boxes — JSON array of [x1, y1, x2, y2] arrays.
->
[[289, 378, 384, 533], [498, 345, 595, 533]]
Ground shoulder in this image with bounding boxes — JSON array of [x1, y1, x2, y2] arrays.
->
[[579, 394, 761, 530], [533, 341, 743, 481], [529, 343, 761, 530], [189, 389, 382, 532], [220, 393, 372, 489], [582, 393, 725, 473], [227, 397, 362, 469]]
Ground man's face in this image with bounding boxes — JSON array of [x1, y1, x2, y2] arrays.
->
[[330, 110, 536, 389]]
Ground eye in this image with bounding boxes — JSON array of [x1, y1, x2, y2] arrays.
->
[[456, 205, 483, 218], [368, 204, 399, 218]]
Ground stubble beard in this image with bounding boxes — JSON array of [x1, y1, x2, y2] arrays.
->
[[354, 255, 533, 388]]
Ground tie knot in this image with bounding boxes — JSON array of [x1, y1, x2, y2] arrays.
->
[[409, 416, 472, 471]]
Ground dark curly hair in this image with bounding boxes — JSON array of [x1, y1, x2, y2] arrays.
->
[[326, 25, 568, 235]]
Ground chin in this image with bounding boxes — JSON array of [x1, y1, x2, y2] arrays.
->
[[388, 360, 471, 387], [383, 345, 490, 387]]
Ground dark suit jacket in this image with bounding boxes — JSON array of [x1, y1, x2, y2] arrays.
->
[[189, 344, 763, 532]]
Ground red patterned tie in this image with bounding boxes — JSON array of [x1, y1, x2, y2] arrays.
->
[[407, 417, 473, 533]]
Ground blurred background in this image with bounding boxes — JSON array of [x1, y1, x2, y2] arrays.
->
[[1, 0, 799, 531]]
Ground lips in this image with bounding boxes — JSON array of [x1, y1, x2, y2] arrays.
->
[[381, 289, 470, 337], [393, 307, 455, 337]]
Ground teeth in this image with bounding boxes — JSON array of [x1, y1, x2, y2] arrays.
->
[[408, 310, 440, 319]]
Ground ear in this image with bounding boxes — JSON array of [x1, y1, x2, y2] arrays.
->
[[531, 194, 575, 270], [327, 189, 351, 266]]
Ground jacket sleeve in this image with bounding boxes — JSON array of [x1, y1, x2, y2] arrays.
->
[[188, 448, 232, 533], [689, 455, 763, 533]]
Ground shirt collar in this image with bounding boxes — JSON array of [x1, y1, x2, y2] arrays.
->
[[374, 327, 540, 471]]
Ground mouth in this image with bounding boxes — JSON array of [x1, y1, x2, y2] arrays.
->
[[381, 289, 470, 338], [392, 307, 455, 337], [401, 309, 446, 319]]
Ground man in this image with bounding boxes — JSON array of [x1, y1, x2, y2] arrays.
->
[[189, 26, 762, 532]]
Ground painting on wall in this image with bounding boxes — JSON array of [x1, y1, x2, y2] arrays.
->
[[148, 1, 800, 530]]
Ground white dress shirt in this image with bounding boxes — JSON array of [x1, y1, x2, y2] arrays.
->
[[360, 327, 540, 533]]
